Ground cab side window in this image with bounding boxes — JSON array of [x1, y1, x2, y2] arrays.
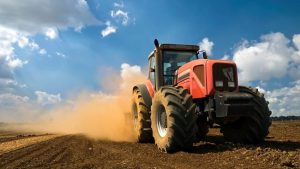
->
[[149, 56, 155, 88]]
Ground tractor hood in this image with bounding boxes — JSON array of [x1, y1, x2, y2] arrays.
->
[[175, 59, 238, 98]]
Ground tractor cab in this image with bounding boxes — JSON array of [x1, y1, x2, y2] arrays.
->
[[148, 41, 201, 90]]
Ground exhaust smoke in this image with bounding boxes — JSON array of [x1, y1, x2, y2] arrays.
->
[[14, 63, 146, 142]]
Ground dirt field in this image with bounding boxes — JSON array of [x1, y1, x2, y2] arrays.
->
[[0, 120, 299, 169]]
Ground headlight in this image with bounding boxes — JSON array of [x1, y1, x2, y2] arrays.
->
[[215, 81, 223, 87], [228, 82, 235, 87]]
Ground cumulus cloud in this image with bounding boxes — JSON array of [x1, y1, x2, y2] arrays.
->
[[0, 0, 100, 34], [17, 36, 29, 48], [256, 80, 300, 116], [199, 38, 214, 56], [101, 21, 117, 37], [39, 49, 47, 55], [232, 32, 300, 83], [45, 28, 58, 39], [120, 63, 143, 80], [35, 91, 62, 106], [0, 93, 29, 104], [228, 32, 300, 116], [0, 0, 102, 94], [221, 54, 230, 60], [0, 26, 28, 87], [8, 58, 28, 68], [119, 63, 146, 90]]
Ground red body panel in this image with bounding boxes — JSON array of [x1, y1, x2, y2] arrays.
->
[[145, 79, 155, 97], [176, 59, 238, 99]]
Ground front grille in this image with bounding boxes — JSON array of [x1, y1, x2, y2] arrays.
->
[[213, 63, 237, 91]]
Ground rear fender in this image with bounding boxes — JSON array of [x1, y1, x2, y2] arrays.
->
[[133, 84, 152, 109]]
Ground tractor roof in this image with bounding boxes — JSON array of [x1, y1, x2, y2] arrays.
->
[[148, 43, 199, 59], [159, 44, 199, 51]]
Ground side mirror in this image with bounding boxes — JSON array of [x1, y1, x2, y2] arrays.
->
[[198, 50, 208, 59], [150, 68, 155, 72], [203, 51, 208, 59]]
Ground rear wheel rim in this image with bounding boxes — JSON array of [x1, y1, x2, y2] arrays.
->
[[157, 105, 167, 137]]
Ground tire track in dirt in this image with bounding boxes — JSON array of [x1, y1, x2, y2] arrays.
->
[[0, 120, 299, 169], [0, 135, 71, 168], [0, 134, 59, 155], [14, 141, 70, 168]]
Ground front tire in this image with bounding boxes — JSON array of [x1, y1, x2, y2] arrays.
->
[[220, 86, 272, 144], [151, 86, 197, 153]]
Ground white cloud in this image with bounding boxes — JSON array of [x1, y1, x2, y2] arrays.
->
[[111, 9, 129, 26], [227, 32, 300, 116], [56, 52, 66, 58], [256, 80, 300, 116], [255, 86, 266, 94], [101, 22, 117, 37], [199, 38, 214, 56], [39, 49, 47, 55], [0, 93, 29, 103], [0, 0, 102, 94], [0, 0, 100, 35], [18, 36, 29, 48], [232, 32, 300, 83], [0, 26, 28, 85], [120, 63, 146, 91], [8, 58, 28, 68], [35, 91, 61, 105], [114, 2, 124, 8], [120, 63, 143, 80], [45, 28, 58, 39], [221, 54, 230, 60], [28, 41, 39, 50], [0, 26, 18, 57]]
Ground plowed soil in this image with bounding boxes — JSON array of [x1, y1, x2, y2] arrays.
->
[[0, 120, 299, 169]]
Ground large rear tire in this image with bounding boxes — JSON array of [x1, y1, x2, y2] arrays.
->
[[151, 86, 197, 153], [131, 88, 153, 143], [220, 86, 272, 144]]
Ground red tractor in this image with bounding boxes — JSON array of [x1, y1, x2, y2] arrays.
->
[[131, 39, 271, 153]]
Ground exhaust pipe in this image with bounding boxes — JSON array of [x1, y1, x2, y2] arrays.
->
[[154, 39, 159, 49], [153, 39, 163, 90]]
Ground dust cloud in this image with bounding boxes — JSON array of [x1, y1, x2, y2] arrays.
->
[[27, 63, 147, 142]]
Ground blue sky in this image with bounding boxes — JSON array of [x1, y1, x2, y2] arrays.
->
[[0, 0, 300, 121]]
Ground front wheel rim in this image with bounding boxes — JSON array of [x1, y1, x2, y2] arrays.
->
[[157, 105, 167, 137]]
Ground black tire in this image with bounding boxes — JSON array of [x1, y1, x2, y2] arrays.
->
[[131, 88, 153, 143], [151, 86, 197, 153], [220, 86, 272, 144]]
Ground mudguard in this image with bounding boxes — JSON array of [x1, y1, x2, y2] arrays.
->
[[133, 84, 152, 109]]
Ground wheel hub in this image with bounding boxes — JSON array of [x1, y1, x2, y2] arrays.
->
[[157, 105, 167, 137]]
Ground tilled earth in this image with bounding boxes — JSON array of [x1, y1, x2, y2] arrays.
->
[[0, 120, 300, 169]]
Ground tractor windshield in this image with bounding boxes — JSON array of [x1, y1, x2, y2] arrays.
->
[[163, 50, 198, 85]]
